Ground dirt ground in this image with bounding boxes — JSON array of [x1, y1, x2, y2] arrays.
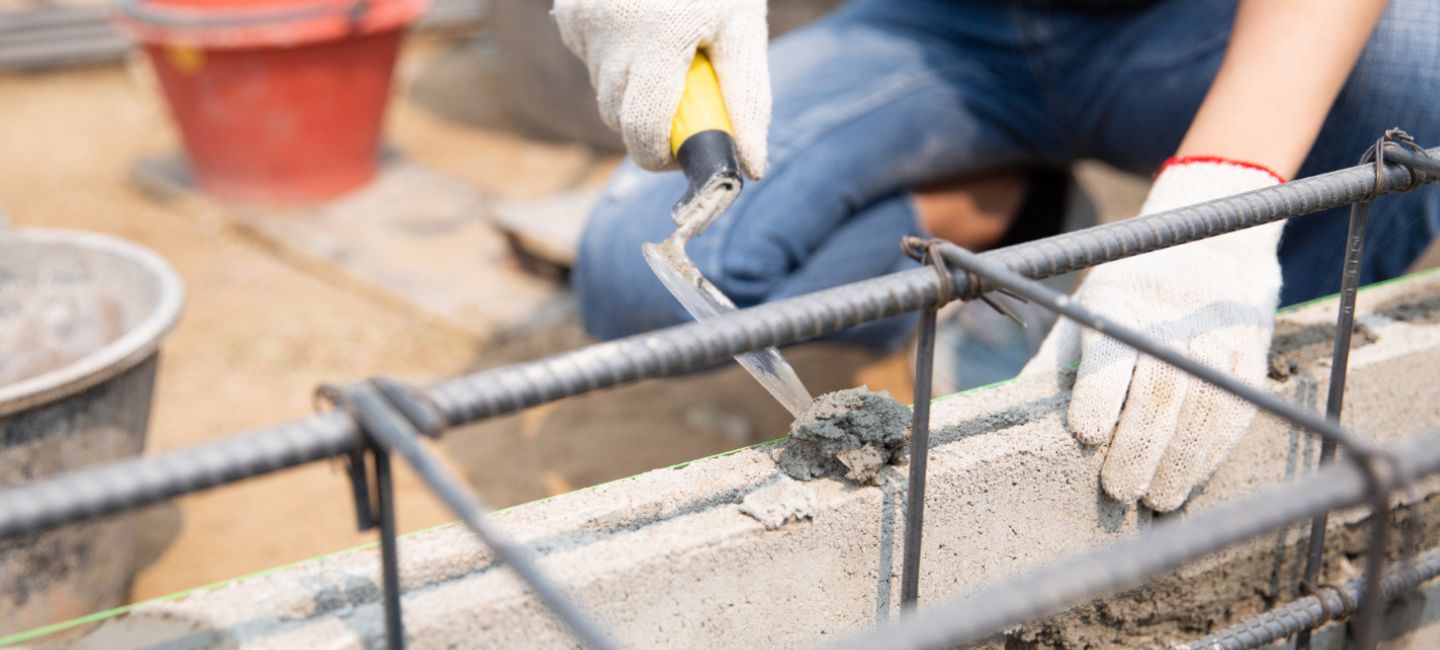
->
[[0, 37, 907, 609], [1, 59, 462, 601]]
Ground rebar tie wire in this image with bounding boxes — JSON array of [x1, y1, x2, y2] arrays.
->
[[1298, 580, 1357, 625], [0, 139, 1436, 649], [315, 378, 618, 650]]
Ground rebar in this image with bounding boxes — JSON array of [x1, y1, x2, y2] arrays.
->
[[938, 244, 1379, 455], [344, 383, 620, 650], [900, 294, 942, 608], [371, 444, 404, 650], [935, 242, 1403, 648], [1297, 133, 1422, 650], [825, 427, 1440, 650], [0, 143, 1436, 650], [425, 143, 1438, 427], [0, 146, 1435, 543], [1182, 545, 1440, 650], [1296, 195, 1372, 650]]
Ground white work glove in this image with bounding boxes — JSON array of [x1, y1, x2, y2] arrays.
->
[[552, 0, 771, 179], [1023, 157, 1287, 512]]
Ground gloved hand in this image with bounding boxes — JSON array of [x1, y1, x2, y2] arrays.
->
[[552, 0, 771, 179], [1022, 157, 1286, 512]]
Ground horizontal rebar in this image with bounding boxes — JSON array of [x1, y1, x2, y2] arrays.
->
[[0, 147, 1434, 542], [426, 144, 1437, 425], [937, 243, 1381, 456], [1181, 545, 1440, 650], [0, 414, 358, 538], [976, 143, 1433, 286], [825, 427, 1440, 650]]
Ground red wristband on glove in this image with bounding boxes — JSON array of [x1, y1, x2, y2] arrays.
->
[[1156, 156, 1287, 184]]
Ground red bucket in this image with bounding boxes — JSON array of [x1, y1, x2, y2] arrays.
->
[[114, 0, 427, 204]]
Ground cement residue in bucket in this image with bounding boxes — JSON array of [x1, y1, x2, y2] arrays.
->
[[0, 266, 125, 387], [776, 386, 911, 485]]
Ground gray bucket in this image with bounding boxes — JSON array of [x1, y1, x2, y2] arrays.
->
[[0, 229, 184, 635]]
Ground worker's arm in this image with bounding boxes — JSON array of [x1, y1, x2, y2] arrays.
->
[[1026, 0, 1388, 512], [552, 0, 771, 179], [1178, 0, 1389, 179]]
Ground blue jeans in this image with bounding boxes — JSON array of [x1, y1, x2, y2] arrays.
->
[[575, 0, 1440, 352]]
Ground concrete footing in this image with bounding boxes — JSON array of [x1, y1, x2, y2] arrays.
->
[[53, 271, 1440, 649]]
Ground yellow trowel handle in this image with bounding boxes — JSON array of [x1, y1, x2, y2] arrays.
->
[[669, 52, 743, 198], [670, 52, 735, 155]]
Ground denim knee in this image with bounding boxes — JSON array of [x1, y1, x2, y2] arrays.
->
[[1278, 0, 1440, 303], [574, 165, 692, 341]]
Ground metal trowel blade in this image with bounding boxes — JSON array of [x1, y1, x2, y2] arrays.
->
[[642, 240, 814, 418]]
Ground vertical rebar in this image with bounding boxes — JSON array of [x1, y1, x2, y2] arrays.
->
[[373, 446, 405, 650], [1295, 191, 1372, 650], [1352, 485, 1394, 650], [348, 385, 620, 650], [901, 303, 940, 608]]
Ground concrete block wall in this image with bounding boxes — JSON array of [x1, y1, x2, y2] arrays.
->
[[53, 271, 1440, 649]]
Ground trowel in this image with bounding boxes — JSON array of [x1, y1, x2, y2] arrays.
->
[[642, 51, 814, 418]]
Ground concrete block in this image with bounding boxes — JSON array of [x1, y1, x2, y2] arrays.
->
[[56, 271, 1440, 649]]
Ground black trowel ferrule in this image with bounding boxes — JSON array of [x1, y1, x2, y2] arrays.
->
[[674, 129, 743, 215]]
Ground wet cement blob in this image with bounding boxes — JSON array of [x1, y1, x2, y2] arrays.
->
[[776, 386, 912, 485]]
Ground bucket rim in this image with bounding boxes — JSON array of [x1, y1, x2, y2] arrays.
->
[[116, 0, 342, 31], [0, 228, 186, 418], [112, 0, 427, 48]]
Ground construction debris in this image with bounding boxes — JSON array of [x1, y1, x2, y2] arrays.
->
[[738, 475, 817, 530]]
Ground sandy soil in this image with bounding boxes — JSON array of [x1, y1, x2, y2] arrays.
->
[[0, 62, 481, 600]]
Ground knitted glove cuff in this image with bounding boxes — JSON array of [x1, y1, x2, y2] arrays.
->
[[1141, 156, 1287, 263], [1156, 156, 1286, 184], [1144, 156, 1285, 214]]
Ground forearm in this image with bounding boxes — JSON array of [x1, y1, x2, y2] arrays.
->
[[1176, 0, 1388, 179]]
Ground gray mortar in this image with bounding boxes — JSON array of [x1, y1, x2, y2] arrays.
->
[[1268, 320, 1379, 381], [738, 475, 818, 530], [774, 386, 911, 485], [1008, 492, 1440, 648], [1268, 279, 1440, 382], [1373, 281, 1440, 325]]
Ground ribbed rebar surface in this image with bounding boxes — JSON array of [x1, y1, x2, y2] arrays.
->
[[430, 145, 1437, 422], [826, 429, 1440, 650], [1182, 547, 1440, 650], [0, 146, 1433, 542], [0, 133, 1429, 650]]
